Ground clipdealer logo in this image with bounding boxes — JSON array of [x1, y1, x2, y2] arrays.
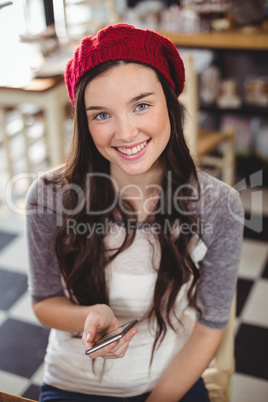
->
[[5, 170, 264, 234], [228, 170, 263, 233]]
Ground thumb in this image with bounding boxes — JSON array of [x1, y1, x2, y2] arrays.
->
[[81, 329, 95, 348], [84, 326, 98, 346], [86, 331, 94, 344], [84, 312, 105, 344]]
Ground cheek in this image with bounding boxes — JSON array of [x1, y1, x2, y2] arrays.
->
[[88, 123, 111, 148], [150, 109, 171, 140]]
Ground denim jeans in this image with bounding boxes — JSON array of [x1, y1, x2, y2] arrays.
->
[[39, 377, 209, 402]]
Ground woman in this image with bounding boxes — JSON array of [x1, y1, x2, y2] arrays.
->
[[26, 24, 244, 402]]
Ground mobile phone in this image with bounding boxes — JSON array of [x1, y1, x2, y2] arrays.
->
[[85, 319, 138, 355]]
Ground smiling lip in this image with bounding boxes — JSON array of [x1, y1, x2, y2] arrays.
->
[[113, 139, 151, 160]]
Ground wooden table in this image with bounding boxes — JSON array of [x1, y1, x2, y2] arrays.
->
[[0, 390, 37, 401], [0, 75, 69, 171]]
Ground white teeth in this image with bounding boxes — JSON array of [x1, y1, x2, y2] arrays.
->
[[116, 140, 148, 155]]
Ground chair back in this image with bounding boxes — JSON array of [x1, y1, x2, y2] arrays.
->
[[179, 53, 235, 186], [202, 294, 236, 402], [179, 53, 199, 157]]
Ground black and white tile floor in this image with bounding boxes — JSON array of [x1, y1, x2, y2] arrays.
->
[[0, 172, 267, 401]]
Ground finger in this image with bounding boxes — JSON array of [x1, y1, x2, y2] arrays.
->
[[102, 328, 137, 359], [103, 341, 129, 359], [85, 314, 106, 335], [85, 314, 120, 344], [84, 317, 110, 348], [87, 340, 119, 359], [112, 328, 137, 351], [82, 331, 98, 349], [121, 327, 138, 343], [100, 327, 136, 353], [82, 332, 89, 348], [85, 325, 138, 357]]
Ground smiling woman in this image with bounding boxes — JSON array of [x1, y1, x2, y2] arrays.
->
[[25, 23, 244, 402], [84, 62, 171, 178]]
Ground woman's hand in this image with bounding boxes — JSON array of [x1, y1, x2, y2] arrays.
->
[[82, 304, 138, 359]]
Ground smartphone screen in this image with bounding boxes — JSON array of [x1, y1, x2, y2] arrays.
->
[[85, 319, 138, 355]]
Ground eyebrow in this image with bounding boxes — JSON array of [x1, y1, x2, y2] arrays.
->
[[128, 92, 154, 104], [86, 92, 154, 111]]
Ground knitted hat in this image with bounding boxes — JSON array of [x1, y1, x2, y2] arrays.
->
[[64, 24, 185, 105]]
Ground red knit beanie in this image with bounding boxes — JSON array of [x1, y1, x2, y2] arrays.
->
[[64, 24, 185, 105]]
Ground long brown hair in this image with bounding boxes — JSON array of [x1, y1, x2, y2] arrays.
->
[[53, 60, 201, 359]]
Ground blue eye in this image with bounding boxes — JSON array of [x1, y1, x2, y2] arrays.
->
[[136, 103, 149, 111], [94, 112, 109, 120]]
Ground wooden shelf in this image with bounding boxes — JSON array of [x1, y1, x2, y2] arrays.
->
[[200, 103, 268, 117], [159, 31, 268, 50]]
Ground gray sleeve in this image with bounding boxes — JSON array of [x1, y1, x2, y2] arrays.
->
[[196, 173, 244, 329], [25, 177, 65, 303]]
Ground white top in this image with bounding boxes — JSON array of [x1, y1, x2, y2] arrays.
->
[[44, 230, 206, 396]]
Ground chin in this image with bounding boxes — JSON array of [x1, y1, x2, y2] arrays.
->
[[122, 164, 151, 176]]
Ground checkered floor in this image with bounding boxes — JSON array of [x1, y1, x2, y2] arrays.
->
[[0, 177, 267, 401]]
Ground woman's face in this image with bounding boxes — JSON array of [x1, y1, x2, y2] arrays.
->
[[84, 63, 171, 178]]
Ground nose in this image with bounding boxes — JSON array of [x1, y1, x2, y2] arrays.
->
[[114, 115, 139, 142]]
